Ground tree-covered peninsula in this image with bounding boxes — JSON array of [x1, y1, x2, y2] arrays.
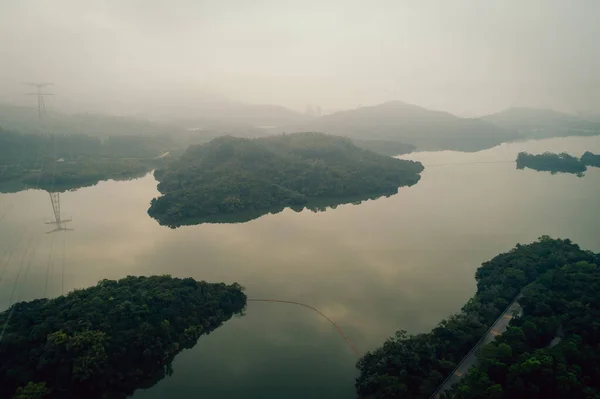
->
[[0, 275, 246, 399], [148, 132, 424, 227], [516, 152, 588, 175], [580, 151, 600, 167], [447, 248, 600, 399], [356, 237, 599, 399], [0, 127, 174, 193], [351, 139, 416, 157]]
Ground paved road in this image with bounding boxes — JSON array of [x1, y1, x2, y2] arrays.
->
[[431, 296, 523, 398]]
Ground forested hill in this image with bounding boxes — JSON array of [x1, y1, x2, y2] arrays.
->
[[0, 127, 174, 192], [0, 275, 246, 399], [281, 101, 520, 152], [351, 139, 416, 156], [482, 107, 600, 138], [148, 132, 424, 227], [0, 104, 183, 137], [448, 247, 600, 399], [356, 237, 598, 399]]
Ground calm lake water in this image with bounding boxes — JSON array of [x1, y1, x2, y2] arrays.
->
[[1, 136, 600, 399]]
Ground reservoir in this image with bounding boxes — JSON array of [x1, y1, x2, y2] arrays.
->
[[1, 136, 599, 399]]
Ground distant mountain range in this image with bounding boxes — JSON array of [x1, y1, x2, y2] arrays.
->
[[0, 101, 307, 138], [0, 104, 183, 137], [281, 101, 520, 152], [482, 107, 600, 138], [169, 102, 307, 129], [3, 100, 599, 154]]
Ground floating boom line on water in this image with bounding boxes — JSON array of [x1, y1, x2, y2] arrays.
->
[[247, 298, 361, 356]]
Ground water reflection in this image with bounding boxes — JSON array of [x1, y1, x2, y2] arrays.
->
[[156, 190, 403, 227], [45, 191, 74, 234], [0, 136, 599, 399], [0, 170, 151, 195]]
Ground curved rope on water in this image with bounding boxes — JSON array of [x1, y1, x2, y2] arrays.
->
[[247, 298, 361, 356]]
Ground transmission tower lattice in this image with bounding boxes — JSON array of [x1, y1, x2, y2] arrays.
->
[[45, 192, 72, 234], [24, 82, 54, 120]]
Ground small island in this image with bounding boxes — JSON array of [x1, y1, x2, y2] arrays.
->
[[516, 151, 588, 175], [356, 237, 600, 399], [0, 275, 246, 399], [148, 132, 424, 227]]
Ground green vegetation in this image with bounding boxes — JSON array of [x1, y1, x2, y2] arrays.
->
[[515, 151, 600, 176], [355, 237, 598, 399], [0, 105, 183, 137], [449, 247, 600, 398], [284, 101, 520, 152], [0, 127, 174, 192], [482, 107, 600, 139], [351, 139, 416, 156], [580, 151, 600, 167], [515, 152, 594, 176], [0, 275, 246, 399], [148, 132, 424, 227]]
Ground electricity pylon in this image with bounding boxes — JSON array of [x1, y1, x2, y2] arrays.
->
[[45, 191, 73, 234], [24, 82, 53, 120]]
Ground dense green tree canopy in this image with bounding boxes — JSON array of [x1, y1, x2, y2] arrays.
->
[[351, 139, 416, 156], [515, 152, 588, 175], [355, 237, 597, 399], [580, 151, 600, 167], [148, 132, 424, 227], [0, 127, 173, 192], [450, 256, 600, 399], [0, 275, 246, 399]]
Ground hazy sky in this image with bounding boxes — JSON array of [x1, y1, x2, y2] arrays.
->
[[0, 0, 598, 116]]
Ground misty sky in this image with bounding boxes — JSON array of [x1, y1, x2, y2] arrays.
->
[[0, 0, 598, 116]]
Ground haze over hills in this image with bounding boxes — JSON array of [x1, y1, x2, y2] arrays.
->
[[281, 101, 521, 152], [482, 107, 600, 138], [5, 98, 600, 155], [164, 102, 307, 129], [578, 112, 600, 123], [0, 101, 304, 142], [0, 104, 183, 137]]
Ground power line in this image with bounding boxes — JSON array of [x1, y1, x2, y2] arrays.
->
[[425, 160, 513, 168], [45, 134, 73, 234], [34, 142, 46, 189], [24, 82, 54, 121], [0, 236, 38, 343], [0, 203, 14, 224], [247, 298, 361, 356], [61, 231, 66, 295], [44, 233, 56, 297], [4, 235, 35, 306], [0, 228, 28, 286]]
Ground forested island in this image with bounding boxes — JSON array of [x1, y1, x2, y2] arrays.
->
[[515, 151, 600, 176], [356, 237, 600, 399], [148, 132, 424, 227], [581, 151, 600, 167], [0, 275, 246, 399], [0, 127, 174, 192]]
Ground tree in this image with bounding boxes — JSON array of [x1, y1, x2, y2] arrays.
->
[[11, 382, 51, 399]]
